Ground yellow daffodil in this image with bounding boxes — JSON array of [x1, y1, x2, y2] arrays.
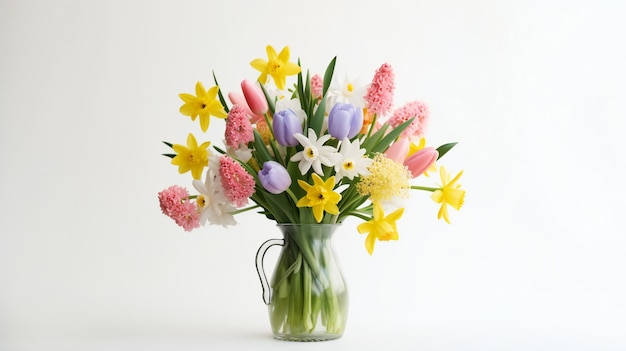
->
[[179, 82, 227, 132], [357, 202, 404, 255], [171, 133, 211, 180], [407, 137, 427, 157], [250, 45, 302, 90], [431, 167, 465, 223], [296, 173, 341, 223]]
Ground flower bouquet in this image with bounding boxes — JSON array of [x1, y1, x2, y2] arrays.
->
[[158, 45, 465, 340]]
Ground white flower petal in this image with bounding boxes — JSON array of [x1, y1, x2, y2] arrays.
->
[[298, 159, 311, 175], [312, 160, 324, 175]]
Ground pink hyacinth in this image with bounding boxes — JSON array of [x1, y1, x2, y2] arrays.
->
[[388, 100, 430, 138], [158, 185, 200, 231], [364, 63, 395, 117], [177, 201, 201, 231], [219, 155, 255, 207], [225, 105, 254, 149], [310, 74, 323, 99]]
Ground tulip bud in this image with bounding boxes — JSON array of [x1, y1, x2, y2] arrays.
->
[[258, 161, 292, 194], [404, 147, 438, 178], [328, 103, 363, 140], [384, 137, 410, 163], [228, 91, 257, 119], [241, 79, 268, 116], [273, 109, 302, 146]]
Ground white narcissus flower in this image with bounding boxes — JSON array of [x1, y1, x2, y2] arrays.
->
[[326, 73, 368, 110], [226, 142, 252, 162], [192, 160, 237, 227], [335, 138, 372, 181], [290, 128, 341, 176]]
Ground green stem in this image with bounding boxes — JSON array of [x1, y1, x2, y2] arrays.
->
[[347, 212, 371, 221], [269, 225, 347, 337], [285, 188, 300, 205], [229, 205, 261, 215], [366, 114, 378, 139], [411, 185, 439, 192]]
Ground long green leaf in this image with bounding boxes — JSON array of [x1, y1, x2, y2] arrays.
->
[[436, 142, 458, 160], [322, 56, 337, 97], [269, 139, 285, 166], [212, 145, 226, 155], [252, 130, 273, 164], [369, 118, 414, 154], [360, 124, 389, 153], [309, 97, 326, 136], [297, 59, 307, 112], [258, 82, 275, 116], [304, 70, 311, 107], [212, 71, 230, 113]]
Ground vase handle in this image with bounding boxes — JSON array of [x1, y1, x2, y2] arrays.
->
[[255, 238, 284, 305]]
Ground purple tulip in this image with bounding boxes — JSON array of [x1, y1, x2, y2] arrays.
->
[[258, 161, 292, 194], [328, 103, 363, 140], [273, 109, 302, 146]]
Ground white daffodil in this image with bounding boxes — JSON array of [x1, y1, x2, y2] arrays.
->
[[192, 161, 237, 227], [326, 73, 368, 109], [335, 138, 372, 181], [290, 128, 341, 176], [225, 141, 252, 163]]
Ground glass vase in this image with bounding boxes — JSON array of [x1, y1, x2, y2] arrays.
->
[[255, 223, 349, 341]]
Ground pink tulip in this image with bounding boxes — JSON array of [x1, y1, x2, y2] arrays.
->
[[404, 147, 438, 178], [384, 137, 410, 163], [228, 91, 257, 119], [241, 79, 268, 116]]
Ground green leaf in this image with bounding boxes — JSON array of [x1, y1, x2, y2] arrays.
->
[[309, 96, 326, 136], [212, 145, 226, 155], [360, 123, 390, 153], [304, 70, 311, 106], [212, 71, 230, 113], [161, 153, 176, 158], [269, 139, 284, 166], [368, 118, 414, 154], [297, 59, 307, 112], [322, 56, 337, 97], [162, 141, 173, 148], [252, 130, 273, 164], [436, 142, 458, 160], [258, 82, 275, 116]]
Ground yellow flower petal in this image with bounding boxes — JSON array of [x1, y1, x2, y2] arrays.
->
[[356, 203, 404, 255], [365, 233, 376, 255], [312, 205, 324, 223], [296, 174, 341, 223], [170, 133, 211, 180], [178, 82, 227, 132], [250, 45, 301, 90], [431, 167, 465, 223]]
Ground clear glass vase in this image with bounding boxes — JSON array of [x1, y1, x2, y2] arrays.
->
[[255, 224, 349, 341]]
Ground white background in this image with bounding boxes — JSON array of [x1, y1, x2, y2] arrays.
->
[[1, 0, 625, 350]]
